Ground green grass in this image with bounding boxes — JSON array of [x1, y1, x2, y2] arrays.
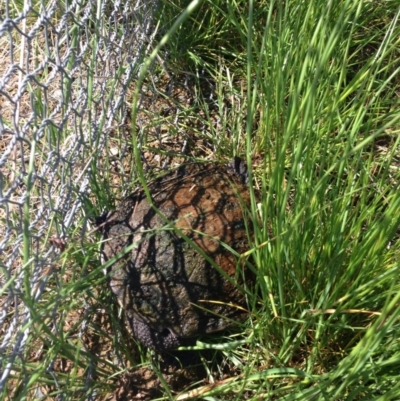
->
[[3, 0, 400, 399], [132, 0, 400, 398]]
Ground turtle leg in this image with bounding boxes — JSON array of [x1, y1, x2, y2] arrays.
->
[[228, 156, 248, 184], [130, 315, 181, 352]]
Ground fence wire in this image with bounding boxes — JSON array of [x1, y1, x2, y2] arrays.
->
[[0, 0, 160, 394]]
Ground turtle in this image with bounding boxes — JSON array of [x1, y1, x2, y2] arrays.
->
[[98, 157, 255, 351]]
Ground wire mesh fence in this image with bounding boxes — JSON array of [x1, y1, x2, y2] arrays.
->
[[0, 0, 161, 395]]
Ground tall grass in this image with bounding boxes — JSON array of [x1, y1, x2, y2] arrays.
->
[[144, 0, 400, 398], [3, 0, 400, 399]]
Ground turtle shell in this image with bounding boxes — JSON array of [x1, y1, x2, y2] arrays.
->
[[99, 159, 254, 350]]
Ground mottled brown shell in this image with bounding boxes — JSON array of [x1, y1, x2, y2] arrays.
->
[[100, 160, 254, 349]]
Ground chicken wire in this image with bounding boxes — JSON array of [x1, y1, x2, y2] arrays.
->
[[0, 0, 159, 393]]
